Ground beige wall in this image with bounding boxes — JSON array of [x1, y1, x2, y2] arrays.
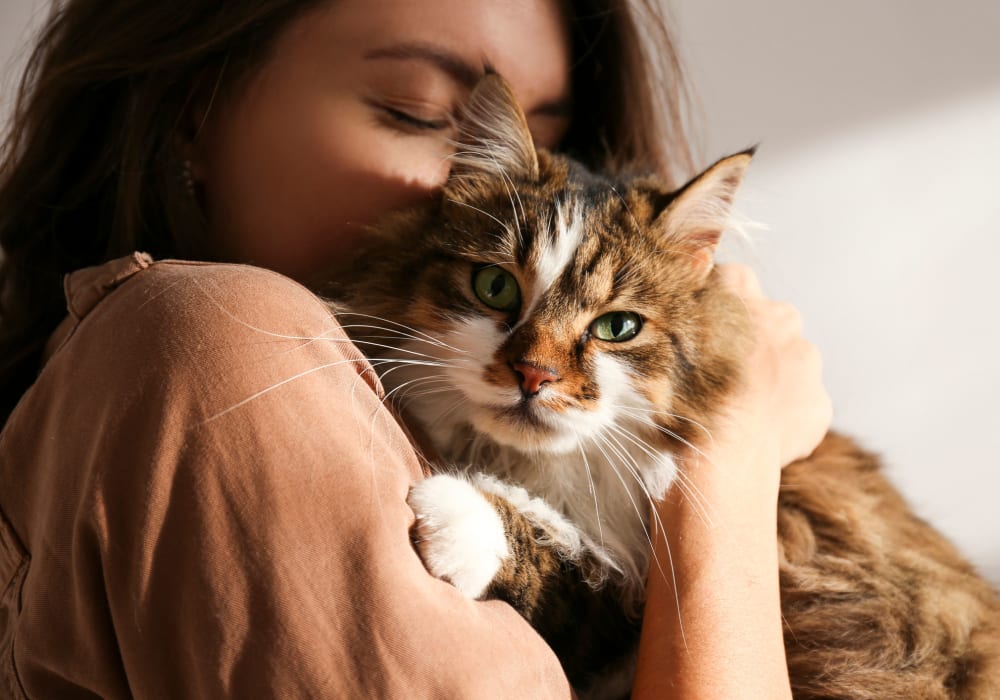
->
[[671, 0, 1000, 584], [0, 0, 45, 132]]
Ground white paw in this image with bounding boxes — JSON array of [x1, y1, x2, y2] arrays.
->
[[407, 474, 509, 599]]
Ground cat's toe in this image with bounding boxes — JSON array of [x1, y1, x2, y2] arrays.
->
[[407, 474, 509, 599]]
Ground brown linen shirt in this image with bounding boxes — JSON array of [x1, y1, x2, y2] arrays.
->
[[0, 254, 571, 698]]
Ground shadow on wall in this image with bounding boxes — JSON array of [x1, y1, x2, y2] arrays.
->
[[670, 0, 1000, 159]]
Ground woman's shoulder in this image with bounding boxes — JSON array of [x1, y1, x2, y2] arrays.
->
[[2, 252, 417, 487], [83, 256, 334, 335], [58, 255, 337, 352], [41, 254, 377, 419]]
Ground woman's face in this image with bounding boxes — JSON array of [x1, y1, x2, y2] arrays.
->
[[195, 0, 571, 284]]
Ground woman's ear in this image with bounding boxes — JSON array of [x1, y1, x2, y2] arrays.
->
[[174, 70, 226, 189], [173, 132, 203, 193]]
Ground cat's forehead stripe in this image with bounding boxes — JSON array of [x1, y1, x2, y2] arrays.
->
[[517, 198, 585, 325], [536, 199, 584, 292]]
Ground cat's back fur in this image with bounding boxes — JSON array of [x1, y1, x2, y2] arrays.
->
[[780, 433, 1000, 698]]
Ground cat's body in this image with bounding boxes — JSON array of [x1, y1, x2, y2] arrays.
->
[[326, 75, 1000, 698], [778, 434, 1000, 699]]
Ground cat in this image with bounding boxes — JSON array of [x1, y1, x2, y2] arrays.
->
[[324, 74, 1000, 699]]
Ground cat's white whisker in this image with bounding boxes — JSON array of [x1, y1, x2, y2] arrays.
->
[[664, 464, 716, 528], [347, 358, 459, 419], [645, 512, 688, 652], [588, 433, 656, 593], [596, 430, 686, 643], [575, 437, 606, 549], [338, 326, 459, 351], [202, 356, 377, 424], [365, 357, 453, 371], [393, 381, 463, 414], [620, 413, 712, 463], [603, 421, 660, 462], [600, 432, 656, 523], [377, 374, 448, 413], [192, 278, 353, 349], [597, 428, 675, 574], [346, 338, 453, 362], [603, 421, 713, 527], [617, 405, 715, 447], [361, 377, 457, 487], [505, 165, 527, 227], [494, 160, 522, 241], [499, 170, 527, 248], [660, 466, 715, 531], [333, 312, 468, 353], [445, 196, 510, 231]]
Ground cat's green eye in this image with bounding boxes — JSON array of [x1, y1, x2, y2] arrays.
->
[[473, 266, 521, 312], [591, 312, 642, 342]]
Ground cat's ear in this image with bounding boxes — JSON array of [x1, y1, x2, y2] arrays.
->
[[651, 148, 754, 279], [444, 72, 540, 201]]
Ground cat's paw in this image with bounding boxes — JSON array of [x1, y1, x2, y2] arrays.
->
[[407, 474, 510, 599]]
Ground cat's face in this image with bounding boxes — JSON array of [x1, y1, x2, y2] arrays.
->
[[335, 75, 750, 458]]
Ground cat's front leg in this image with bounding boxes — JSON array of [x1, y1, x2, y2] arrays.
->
[[406, 473, 511, 599], [408, 474, 638, 695], [406, 472, 587, 618]]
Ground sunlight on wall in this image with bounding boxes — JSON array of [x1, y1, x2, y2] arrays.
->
[[670, 0, 1000, 584], [730, 90, 1000, 584]]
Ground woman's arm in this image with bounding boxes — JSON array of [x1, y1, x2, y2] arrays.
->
[[1, 260, 571, 699], [632, 264, 832, 699]]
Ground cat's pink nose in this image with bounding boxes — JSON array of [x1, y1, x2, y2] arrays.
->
[[510, 361, 559, 398]]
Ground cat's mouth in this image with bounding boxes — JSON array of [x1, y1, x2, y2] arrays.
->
[[496, 401, 552, 429], [464, 397, 583, 454]]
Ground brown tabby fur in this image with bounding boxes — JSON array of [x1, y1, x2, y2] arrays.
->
[[326, 75, 1000, 698], [780, 435, 1000, 698]]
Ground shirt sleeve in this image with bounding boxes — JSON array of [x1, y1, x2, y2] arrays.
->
[[2, 260, 571, 699]]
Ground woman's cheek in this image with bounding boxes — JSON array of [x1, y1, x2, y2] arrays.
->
[[359, 124, 454, 192]]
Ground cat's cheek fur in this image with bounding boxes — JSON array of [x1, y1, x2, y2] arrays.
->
[[407, 474, 510, 599], [445, 315, 519, 405], [566, 353, 637, 435]]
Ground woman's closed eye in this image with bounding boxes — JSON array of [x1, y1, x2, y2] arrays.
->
[[367, 98, 452, 133]]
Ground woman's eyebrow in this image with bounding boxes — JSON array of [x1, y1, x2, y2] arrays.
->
[[364, 42, 482, 89]]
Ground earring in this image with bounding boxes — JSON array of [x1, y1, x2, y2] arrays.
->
[[180, 159, 196, 196]]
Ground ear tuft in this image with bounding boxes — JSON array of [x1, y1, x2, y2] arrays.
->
[[444, 73, 539, 201]]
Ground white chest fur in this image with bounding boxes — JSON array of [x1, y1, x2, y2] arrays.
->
[[439, 429, 678, 609]]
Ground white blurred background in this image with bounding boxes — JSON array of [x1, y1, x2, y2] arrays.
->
[[3, 0, 998, 584], [670, 0, 1000, 585]]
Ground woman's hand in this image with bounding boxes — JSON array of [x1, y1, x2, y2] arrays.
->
[[632, 263, 831, 700], [714, 262, 832, 472], [686, 263, 833, 519]]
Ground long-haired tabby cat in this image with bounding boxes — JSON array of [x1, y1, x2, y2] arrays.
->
[[325, 74, 1000, 699]]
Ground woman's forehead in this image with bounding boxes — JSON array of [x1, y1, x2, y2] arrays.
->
[[313, 0, 572, 114]]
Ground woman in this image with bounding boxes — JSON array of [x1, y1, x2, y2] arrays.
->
[[0, 0, 830, 697]]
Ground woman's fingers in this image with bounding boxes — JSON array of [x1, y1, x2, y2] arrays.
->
[[769, 300, 803, 338], [717, 263, 764, 299], [708, 263, 832, 469]]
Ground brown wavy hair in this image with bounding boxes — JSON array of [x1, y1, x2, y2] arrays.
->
[[0, 0, 694, 423]]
